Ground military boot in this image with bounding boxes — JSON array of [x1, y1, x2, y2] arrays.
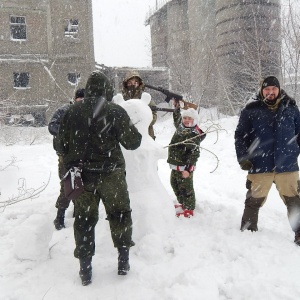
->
[[284, 196, 300, 232], [53, 208, 66, 230], [79, 257, 92, 286], [118, 247, 130, 275]]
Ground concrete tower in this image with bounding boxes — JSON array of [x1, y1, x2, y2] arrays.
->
[[147, 5, 168, 68], [147, 0, 281, 114], [215, 0, 281, 113], [166, 0, 191, 97], [188, 0, 217, 108], [147, 0, 191, 98]]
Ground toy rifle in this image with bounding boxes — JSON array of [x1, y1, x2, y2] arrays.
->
[[145, 84, 197, 110]]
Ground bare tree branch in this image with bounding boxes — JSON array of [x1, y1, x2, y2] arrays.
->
[[0, 156, 20, 171], [0, 173, 51, 211]]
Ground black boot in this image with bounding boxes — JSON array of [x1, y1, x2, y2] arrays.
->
[[79, 257, 92, 286], [240, 197, 264, 232], [53, 208, 66, 230], [118, 247, 130, 275], [294, 231, 300, 246]]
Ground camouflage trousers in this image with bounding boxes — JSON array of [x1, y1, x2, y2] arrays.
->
[[241, 171, 300, 232], [55, 156, 71, 209], [170, 170, 195, 210], [73, 169, 133, 259]]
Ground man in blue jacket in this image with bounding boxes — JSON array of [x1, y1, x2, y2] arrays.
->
[[235, 76, 300, 246]]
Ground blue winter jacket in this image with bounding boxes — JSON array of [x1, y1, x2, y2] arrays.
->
[[235, 90, 300, 174]]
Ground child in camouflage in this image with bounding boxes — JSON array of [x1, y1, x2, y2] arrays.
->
[[167, 107, 206, 217]]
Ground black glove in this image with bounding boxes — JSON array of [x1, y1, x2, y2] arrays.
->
[[239, 160, 253, 171]]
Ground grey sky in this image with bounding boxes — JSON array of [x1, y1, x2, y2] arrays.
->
[[92, 0, 156, 68]]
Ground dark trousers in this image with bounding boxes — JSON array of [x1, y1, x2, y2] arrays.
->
[[73, 169, 133, 259], [55, 156, 70, 209]]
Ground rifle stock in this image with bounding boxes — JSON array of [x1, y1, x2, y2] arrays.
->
[[145, 84, 197, 110]]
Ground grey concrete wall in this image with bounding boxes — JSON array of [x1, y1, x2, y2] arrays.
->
[[148, 0, 191, 98], [0, 1, 48, 56], [149, 6, 168, 68], [188, 0, 218, 108], [0, 61, 51, 105], [47, 0, 94, 118], [215, 0, 281, 114], [166, 0, 191, 98]]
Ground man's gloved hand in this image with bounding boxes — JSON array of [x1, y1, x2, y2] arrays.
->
[[239, 160, 253, 171]]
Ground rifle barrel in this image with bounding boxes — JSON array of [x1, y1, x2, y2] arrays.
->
[[145, 84, 163, 92], [151, 106, 175, 112]]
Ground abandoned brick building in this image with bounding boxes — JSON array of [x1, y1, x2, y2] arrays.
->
[[0, 0, 95, 124]]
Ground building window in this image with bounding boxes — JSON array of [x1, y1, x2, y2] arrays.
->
[[64, 19, 79, 38], [13, 72, 30, 88], [68, 73, 80, 85], [10, 16, 27, 40]]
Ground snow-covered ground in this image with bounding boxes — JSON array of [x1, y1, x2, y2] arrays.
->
[[1, 108, 300, 300]]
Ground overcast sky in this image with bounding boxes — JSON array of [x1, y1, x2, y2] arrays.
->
[[92, 0, 157, 68], [91, 0, 298, 68]]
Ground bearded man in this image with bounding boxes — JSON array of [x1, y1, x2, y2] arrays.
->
[[235, 75, 300, 246]]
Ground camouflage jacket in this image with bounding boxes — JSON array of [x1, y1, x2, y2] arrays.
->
[[167, 109, 206, 169], [57, 71, 142, 172]]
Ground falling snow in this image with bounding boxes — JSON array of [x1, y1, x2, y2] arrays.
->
[[1, 100, 300, 299]]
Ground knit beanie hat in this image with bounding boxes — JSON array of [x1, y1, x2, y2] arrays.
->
[[75, 88, 85, 99], [261, 76, 280, 93], [260, 76, 281, 108], [181, 108, 199, 126]]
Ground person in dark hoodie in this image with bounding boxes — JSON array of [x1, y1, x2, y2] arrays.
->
[[235, 75, 300, 246], [48, 88, 85, 230], [57, 71, 142, 286]]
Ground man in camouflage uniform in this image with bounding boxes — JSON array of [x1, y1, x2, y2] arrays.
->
[[122, 70, 157, 139], [57, 71, 142, 286], [48, 88, 85, 230], [167, 106, 206, 217]]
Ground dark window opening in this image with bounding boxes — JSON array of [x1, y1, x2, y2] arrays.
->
[[64, 19, 79, 38], [68, 73, 80, 85], [10, 16, 26, 40], [13, 72, 30, 88]]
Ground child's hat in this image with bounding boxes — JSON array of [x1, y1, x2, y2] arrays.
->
[[181, 108, 199, 123]]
